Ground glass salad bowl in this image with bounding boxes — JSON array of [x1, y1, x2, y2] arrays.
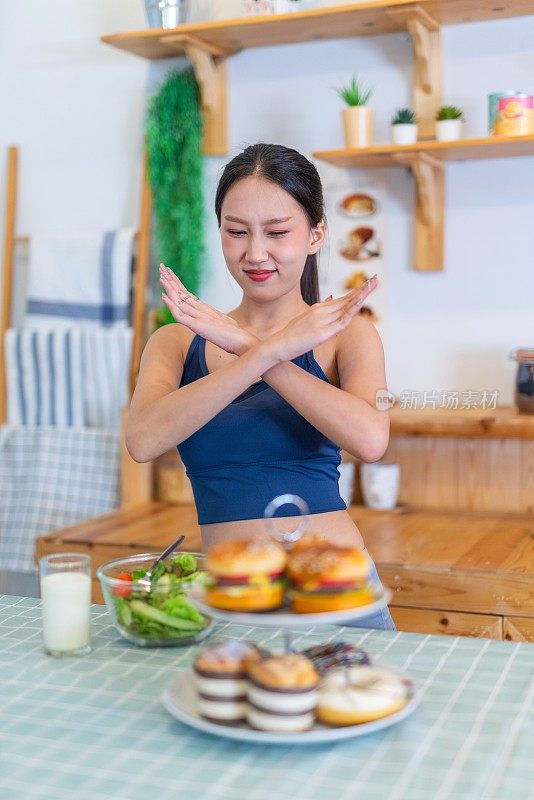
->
[[97, 552, 214, 647]]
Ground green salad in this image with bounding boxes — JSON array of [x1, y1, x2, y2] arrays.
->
[[112, 553, 210, 642]]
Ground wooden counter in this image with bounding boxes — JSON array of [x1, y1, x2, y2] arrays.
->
[[36, 503, 202, 603], [36, 502, 534, 640], [350, 505, 534, 641]]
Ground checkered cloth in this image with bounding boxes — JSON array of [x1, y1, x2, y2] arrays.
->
[[0, 426, 120, 573], [1, 603, 533, 800]]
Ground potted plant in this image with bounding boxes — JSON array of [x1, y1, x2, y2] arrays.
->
[[391, 107, 418, 145], [334, 76, 373, 148], [435, 105, 464, 141]]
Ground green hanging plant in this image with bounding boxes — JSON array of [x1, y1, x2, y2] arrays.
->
[[146, 68, 204, 327]]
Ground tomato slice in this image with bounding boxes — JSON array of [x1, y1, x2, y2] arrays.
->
[[317, 577, 360, 590], [215, 570, 284, 587], [113, 571, 133, 598]]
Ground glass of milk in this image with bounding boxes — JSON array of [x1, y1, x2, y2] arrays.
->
[[39, 553, 92, 656]]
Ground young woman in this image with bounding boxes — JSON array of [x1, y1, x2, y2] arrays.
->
[[126, 143, 394, 629]]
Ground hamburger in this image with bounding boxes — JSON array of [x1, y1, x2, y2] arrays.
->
[[287, 540, 374, 613], [205, 537, 287, 611]]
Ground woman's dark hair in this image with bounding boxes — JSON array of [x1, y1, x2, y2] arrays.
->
[[215, 143, 325, 305]]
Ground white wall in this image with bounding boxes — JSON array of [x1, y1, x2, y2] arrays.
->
[[1, 3, 533, 402]]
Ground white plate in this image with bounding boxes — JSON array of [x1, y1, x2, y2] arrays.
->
[[161, 669, 419, 745], [189, 586, 392, 629]]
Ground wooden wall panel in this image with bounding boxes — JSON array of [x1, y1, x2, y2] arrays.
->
[[382, 436, 532, 513], [520, 441, 534, 514]]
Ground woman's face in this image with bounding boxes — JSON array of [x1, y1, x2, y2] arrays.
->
[[220, 176, 325, 301]]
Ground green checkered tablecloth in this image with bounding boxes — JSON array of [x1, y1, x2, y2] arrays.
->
[[1, 596, 533, 800]]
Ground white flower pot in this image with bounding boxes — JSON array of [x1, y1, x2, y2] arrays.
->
[[360, 462, 400, 510], [391, 123, 418, 145], [436, 119, 463, 141]]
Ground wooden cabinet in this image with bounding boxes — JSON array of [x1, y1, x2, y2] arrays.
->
[[503, 616, 534, 642], [390, 607, 503, 640]]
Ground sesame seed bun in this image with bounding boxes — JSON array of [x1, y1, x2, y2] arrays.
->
[[204, 582, 284, 612], [287, 542, 371, 585], [287, 541, 373, 614], [205, 537, 287, 611], [206, 537, 287, 578]]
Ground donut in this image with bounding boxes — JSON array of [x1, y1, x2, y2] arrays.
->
[[317, 665, 409, 726], [301, 641, 372, 674]]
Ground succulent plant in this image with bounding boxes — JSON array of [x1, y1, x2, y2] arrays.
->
[[436, 105, 464, 121], [334, 76, 372, 107], [391, 107, 417, 125]]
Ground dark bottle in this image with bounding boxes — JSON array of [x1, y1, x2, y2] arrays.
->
[[510, 349, 534, 414]]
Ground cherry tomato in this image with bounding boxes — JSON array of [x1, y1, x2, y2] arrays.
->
[[113, 571, 133, 598]]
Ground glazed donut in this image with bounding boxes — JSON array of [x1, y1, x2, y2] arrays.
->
[[317, 665, 409, 726]]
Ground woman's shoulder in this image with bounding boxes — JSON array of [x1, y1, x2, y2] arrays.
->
[[335, 314, 384, 366], [338, 313, 382, 343], [145, 322, 197, 364]]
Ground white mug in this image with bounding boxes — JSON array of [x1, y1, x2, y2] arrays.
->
[[360, 462, 400, 510]]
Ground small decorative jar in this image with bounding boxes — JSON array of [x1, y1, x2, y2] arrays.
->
[[510, 348, 534, 414]]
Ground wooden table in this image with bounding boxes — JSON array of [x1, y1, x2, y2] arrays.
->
[[36, 503, 534, 641]]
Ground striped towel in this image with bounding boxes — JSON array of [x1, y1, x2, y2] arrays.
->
[[4, 327, 133, 429], [25, 229, 135, 328], [81, 327, 133, 428], [0, 425, 120, 573], [5, 329, 85, 427]]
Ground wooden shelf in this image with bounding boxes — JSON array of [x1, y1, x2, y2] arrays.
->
[[313, 134, 534, 168], [101, 1, 534, 59], [102, 1, 534, 264], [390, 404, 534, 439], [314, 134, 534, 272]]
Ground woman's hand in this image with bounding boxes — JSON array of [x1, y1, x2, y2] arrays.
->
[[159, 265, 257, 356], [264, 276, 378, 363]]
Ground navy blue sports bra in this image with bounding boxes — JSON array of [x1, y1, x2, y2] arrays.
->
[[177, 335, 346, 524]]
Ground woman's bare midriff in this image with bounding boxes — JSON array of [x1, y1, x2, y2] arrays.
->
[[200, 508, 365, 552]]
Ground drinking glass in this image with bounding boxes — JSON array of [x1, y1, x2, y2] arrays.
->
[[39, 553, 92, 656]]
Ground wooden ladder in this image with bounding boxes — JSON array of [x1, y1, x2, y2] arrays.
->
[[0, 145, 154, 505]]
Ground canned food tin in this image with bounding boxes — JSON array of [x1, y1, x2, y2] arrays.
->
[[488, 91, 534, 136]]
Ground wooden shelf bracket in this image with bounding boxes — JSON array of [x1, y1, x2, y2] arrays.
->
[[392, 150, 444, 271], [387, 5, 442, 139], [158, 33, 233, 155]]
